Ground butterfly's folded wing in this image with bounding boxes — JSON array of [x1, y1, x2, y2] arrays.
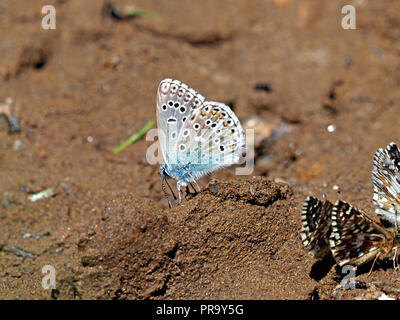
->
[[330, 200, 387, 267], [301, 196, 333, 259], [175, 101, 246, 180], [156, 79, 206, 166], [372, 142, 400, 228]]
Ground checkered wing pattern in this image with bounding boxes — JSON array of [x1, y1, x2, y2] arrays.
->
[[329, 200, 387, 267], [301, 196, 333, 259], [372, 142, 400, 229]]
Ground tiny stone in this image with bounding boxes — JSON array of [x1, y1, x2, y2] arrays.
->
[[327, 124, 336, 133], [13, 139, 22, 151]]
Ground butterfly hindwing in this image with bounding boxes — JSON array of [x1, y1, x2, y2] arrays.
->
[[372, 142, 400, 228], [174, 101, 245, 180], [330, 200, 387, 267], [301, 196, 333, 259]]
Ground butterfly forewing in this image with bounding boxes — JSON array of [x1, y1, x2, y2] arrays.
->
[[156, 78, 206, 166], [372, 142, 400, 229], [330, 200, 387, 267], [301, 196, 333, 259]]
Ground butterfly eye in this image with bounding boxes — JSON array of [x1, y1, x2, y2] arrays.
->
[[211, 123, 217, 128], [170, 84, 178, 93], [168, 101, 174, 107], [183, 129, 189, 137], [174, 102, 180, 108], [180, 106, 186, 113], [162, 104, 167, 111], [205, 120, 211, 126], [179, 144, 186, 152], [193, 123, 200, 130], [182, 117, 187, 123], [171, 132, 177, 139], [219, 146, 225, 152]]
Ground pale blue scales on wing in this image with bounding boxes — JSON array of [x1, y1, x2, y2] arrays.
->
[[156, 78, 246, 207]]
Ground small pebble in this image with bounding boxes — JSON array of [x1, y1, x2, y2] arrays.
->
[[254, 82, 272, 93], [327, 124, 336, 133], [3, 246, 35, 258], [13, 139, 22, 151], [28, 188, 54, 202]]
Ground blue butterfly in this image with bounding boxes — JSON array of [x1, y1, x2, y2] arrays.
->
[[156, 79, 246, 207]]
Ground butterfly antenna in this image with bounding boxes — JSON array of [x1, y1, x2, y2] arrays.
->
[[161, 178, 172, 208]]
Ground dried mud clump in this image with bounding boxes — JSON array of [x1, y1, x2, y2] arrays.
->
[[73, 178, 312, 299], [208, 177, 290, 206]]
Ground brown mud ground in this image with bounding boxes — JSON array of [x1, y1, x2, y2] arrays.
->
[[0, 0, 399, 299]]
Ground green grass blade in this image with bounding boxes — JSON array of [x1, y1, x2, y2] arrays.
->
[[113, 119, 155, 154], [126, 6, 155, 18]]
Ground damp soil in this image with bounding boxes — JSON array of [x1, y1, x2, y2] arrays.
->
[[0, 0, 400, 300]]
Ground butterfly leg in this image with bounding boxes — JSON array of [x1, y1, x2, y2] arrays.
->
[[192, 180, 201, 193], [368, 253, 381, 276], [177, 180, 188, 205], [393, 247, 399, 271]]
